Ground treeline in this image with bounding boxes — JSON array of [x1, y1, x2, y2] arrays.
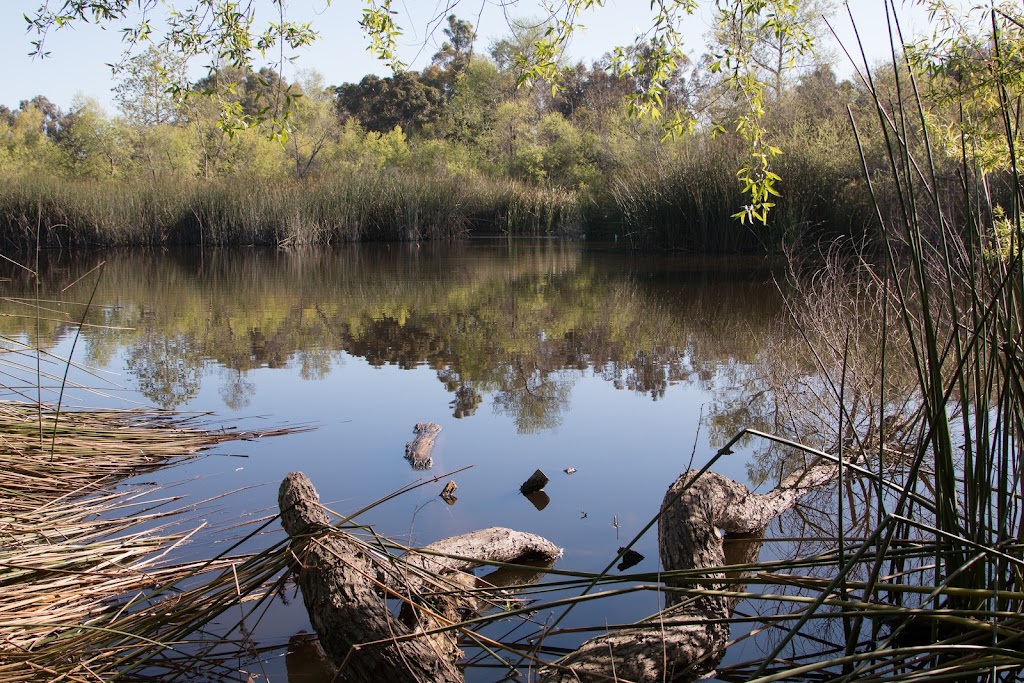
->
[[0, 15, 960, 251]]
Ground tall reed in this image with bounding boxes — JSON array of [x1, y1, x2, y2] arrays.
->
[[0, 172, 584, 249], [717, 5, 1024, 679], [602, 134, 874, 253]]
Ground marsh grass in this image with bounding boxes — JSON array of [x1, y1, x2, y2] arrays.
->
[[0, 172, 583, 250], [600, 133, 876, 253], [0, 397, 313, 682]]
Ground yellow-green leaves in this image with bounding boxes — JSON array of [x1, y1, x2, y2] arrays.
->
[[360, 1, 405, 72]]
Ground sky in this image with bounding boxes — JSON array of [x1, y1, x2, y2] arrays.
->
[[0, 1, 944, 115]]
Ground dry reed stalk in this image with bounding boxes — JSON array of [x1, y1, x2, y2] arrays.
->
[[0, 400, 308, 682]]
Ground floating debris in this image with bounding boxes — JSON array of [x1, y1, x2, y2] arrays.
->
[[617, 547, 645, 571], [520, 469, 549, 495], [563, 467, 577, 475], [440, 480, 458, 505], [405, 422, 441, 470]]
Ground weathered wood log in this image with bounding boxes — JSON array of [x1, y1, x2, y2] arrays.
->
[[279, 471, 463, 682], [405, 422, 442, 469], [407, 526, 562, 576], [281, 455, 839, 683], [540, 460, 840, 683], [278, 472, 561, 682]]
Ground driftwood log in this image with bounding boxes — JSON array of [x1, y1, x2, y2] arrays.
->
[[405, 422, 442, 469], [278, 472, 560, 681], [541, 461, 841, 682], [280, 458, 839, 683]]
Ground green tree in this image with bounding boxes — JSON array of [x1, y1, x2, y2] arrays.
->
[[56, 96, 128, 178], [708, 0, 835, 102], [431, 14, 476, 79], [0, 103, 61, 174], [113, 45, 188, 126], [286, 71, 341, 178], [335, 72, 444, 134]]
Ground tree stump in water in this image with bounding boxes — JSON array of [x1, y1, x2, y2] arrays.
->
[[278, 472, 561, 682], [280, 457, 839, 683], [541, 461, 841, 682], [405, 422, 442, 469]]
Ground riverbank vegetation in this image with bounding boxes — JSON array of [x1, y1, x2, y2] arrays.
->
[[0, 396, 311, 681], [0, 9, 920, 252]]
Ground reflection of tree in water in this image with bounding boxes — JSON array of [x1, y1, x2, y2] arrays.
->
[[219, 367, 255, 410], [437, 368, 482, 418], [0, 248, 790, 428], [686, 262, 928, 673], [297, 348, 336, 381], [702, 259, 919, 491], [594, 347, 692, 400], [345, 318, 445, 369], [492, 363, 573, 434], [125, 332, 203, 408]]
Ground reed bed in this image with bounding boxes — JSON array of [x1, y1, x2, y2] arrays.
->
[[603, 134, 875, 253], [0, 399, 308, 682], [0, 172, 584, 250]]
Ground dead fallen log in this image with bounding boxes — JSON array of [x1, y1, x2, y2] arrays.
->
[[540, 460, 841, 683], [280, 454, 839, 683], [278, 472, 561, 682], [405, 422, 442, 469]]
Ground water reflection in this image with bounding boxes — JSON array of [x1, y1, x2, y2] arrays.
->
[[1, 243, 913, 681], [0, 244, 787, 436]]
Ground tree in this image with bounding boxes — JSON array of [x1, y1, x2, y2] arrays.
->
[[431, 14, 476, 76], [0, 103, 61, 174], [708, 0, 836, 102], [113, 45, 188, 126], [335, 72, 444, 134], [18, 95, 69, 139], [287, 70, 341, 177], [56, 96, 128, 178]]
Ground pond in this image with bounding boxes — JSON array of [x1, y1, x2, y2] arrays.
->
[[0, 241, 808, 681]]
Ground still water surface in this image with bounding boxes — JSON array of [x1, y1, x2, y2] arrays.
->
[[0, 242, 801, 680]]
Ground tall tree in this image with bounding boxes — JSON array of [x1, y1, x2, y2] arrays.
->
[[113, 45, 188, 126], [431, 14, 476, 74], [335, 72, 444, 134], [287, 70, 341, 177]]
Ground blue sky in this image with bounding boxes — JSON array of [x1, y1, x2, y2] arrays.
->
[[0, 1, 940, 114]]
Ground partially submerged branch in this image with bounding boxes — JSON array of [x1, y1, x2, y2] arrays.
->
[[278, 471, 561, 681], [543, 460, 840, 682], [280, 457, 839, 683]]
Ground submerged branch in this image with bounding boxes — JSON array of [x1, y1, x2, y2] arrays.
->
[[543, 460, 840, 682], [278, 471, 561, 682], [280, 457, 840, 683]]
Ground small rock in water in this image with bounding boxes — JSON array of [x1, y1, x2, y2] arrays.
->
[[563, 467, 577, 475]]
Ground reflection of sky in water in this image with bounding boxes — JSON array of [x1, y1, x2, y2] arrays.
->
[[0, 246, 793, 681]]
